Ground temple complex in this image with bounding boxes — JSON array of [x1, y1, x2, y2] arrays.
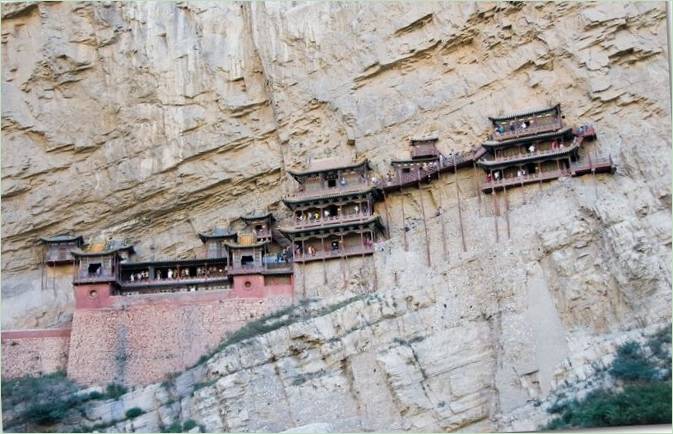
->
[[477, 104, 614, 193], [3, 103, 618, 385], [280, 158, 385, 263]]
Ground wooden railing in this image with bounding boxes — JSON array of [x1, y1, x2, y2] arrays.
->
[[378, 152, 473, 190], [120, 272, 229, 287], [411, 144, 439, 159], [292, 212, 372, 229], [293, 244, 374, 262], [74, 272, 118, 283], [491, 119, 562, 141], [571, 155, 614, 173], [45, 250, 73, 263], [481, 142, 579, 165], [229, 261, 293, 274], [285, 182, 371, 201], [481, 168, 572, 191]]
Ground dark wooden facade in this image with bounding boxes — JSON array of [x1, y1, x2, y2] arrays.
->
[[281, 158, 385, 263], [40, 235, 83, 265], [478, 105, 612, 193]]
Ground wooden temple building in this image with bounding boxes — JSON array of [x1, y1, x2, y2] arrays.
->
[[40, 235, 83, 265], [66, 212, 292, 298], [477, 104, 613, 193], [279, 158, 385, 263]]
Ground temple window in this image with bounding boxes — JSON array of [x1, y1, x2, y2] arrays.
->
[[88, 263, 102, 276]]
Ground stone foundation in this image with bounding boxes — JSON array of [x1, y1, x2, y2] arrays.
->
[[67, 282, 292, 386], [1, 328, 71, 379]]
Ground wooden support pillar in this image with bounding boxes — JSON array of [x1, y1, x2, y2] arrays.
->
[[504, 184, 511, 240], [473, 161, 482, 208], [401, 194, 408, 251], [419, 186, 432, 267], [454, 154, 467, 252], [320, 236, 327, 285], [537, 162, 543, 191], [438, 174, 448, 260], [492, 190, 500, 243], [382, 189, 391, 239], [340, 231, 347, 289], [301, 239, 306, 299]]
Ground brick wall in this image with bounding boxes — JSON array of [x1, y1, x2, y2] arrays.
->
[[67, 286, 292, 386], [1, 329, 71, 379]]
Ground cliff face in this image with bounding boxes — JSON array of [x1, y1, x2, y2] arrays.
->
[[1, 1, 671, 431]]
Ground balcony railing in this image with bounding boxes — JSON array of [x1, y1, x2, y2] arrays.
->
[[411, 144, 439, 159], [481, 168, 572, 191], [45, 250, 74, 263], [571, 155, 614, 173], [74, 272, 118, 283], [292, 212, 372, 229], [378, 153, 472, 189], [286, 182, 371, 201], [481, 142, 579, 166], [119, 273, 230, 288], [229, 261, 293, 275], [491, 119, 562, 141], [293, 244, 375, 262]]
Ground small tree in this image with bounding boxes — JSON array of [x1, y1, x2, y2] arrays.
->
[[609, 342, 657, 382]]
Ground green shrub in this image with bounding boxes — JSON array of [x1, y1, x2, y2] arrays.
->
[[545, 382, 671, 429], [88, 391, 105, 400], [609, 341, 657, 382], [162, 421, 183, 433], [105, 383, 128, 399], [1, 372, 86, 428], [125, 407, 144, 419], [544, 332, 672, 431], [183, 419, 197, 430]]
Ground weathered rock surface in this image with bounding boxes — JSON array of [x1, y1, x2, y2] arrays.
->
[[1, 1, 671, 431]]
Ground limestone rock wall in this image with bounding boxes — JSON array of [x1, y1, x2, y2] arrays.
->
[[1, 1, 671, 431]]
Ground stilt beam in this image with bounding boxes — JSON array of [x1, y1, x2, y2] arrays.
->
[[504, 184, 511, 240], [418, 185, 432, 267], [454, 154, 467, 252], [492, 190, 500, 243], [382, 189, 391, 239], [301, 239, 307, 299], [370, 229, 378, 293], [320, 236, 327, 285], [437, 171, 448, 260], [340, 231, 348, 290], [401, 194, 408, 251], [473, 161, 482, 209]]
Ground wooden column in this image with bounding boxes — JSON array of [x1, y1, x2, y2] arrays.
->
[[370, 228, 378, 293], [419, 187, 431, 267], [438, 172, 448, 260], [301, 238, 306, 299], [320, 236, 327, 285], [401, 194, 408, 251], [503, 184, 511, 240], [473, 161, 482, 208], [492, 190, 499, 243], [382, 189, 391, 239], [454, 154, 467, 252], [340, 230, 348, 290]]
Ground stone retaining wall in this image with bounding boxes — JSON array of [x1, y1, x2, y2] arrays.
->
[[67, 287, 292, 386], [1, 328, 71, 379]]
